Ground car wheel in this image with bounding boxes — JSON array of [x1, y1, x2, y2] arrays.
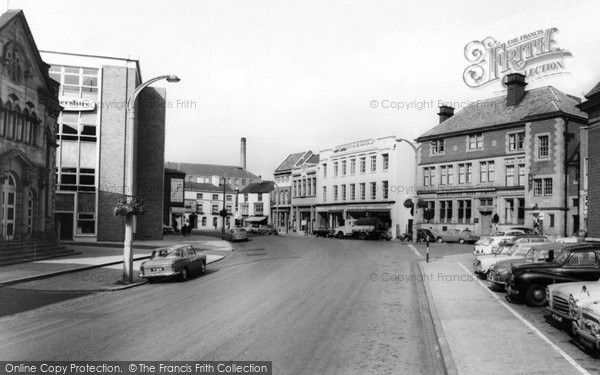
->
[[477, 271, 488, 280], [180, 268, 189, 282], [199, 261, 206, 274], [525, 283, 547, 307], [459, 238, 465, 244], [437, 237, 443, 243]]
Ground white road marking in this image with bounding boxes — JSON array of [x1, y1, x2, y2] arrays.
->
[[408, 244, 424, 259], [456, 261, 592, 375]]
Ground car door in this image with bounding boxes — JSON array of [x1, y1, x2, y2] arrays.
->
[[187, 246, 200, 272], [563, 250, 600, 281]]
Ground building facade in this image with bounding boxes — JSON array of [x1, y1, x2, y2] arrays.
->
[[164, 167, 185, 231], [415, 74, 587, 237], [167, 162, 260, 192], [40, 50, 167, 241], [578, 79, 600, 238], [0, 10, 61, 240], [316, 136, 416, 239], [290, 151, 319, 234], [272, 152, 304, 233], [184, 180, 236, 230], [239, 181, 273, 227]]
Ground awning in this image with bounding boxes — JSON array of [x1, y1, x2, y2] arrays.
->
[[245, 216, 267, 223]]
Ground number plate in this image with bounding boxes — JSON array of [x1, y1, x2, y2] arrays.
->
[[151, 267, 164, 272], [552, 314, 563, 323]]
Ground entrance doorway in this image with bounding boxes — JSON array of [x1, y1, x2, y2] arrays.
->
[[56, 213, 74, 240], [479, 213, 493, 236]]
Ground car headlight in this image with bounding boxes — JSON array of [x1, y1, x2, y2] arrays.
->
[[569, 294, 580, 318]]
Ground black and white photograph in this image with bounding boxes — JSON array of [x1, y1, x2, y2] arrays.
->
[[0, 0, 600, 374]]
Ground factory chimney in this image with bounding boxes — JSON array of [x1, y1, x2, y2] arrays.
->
[[240, 137, 247, 169]]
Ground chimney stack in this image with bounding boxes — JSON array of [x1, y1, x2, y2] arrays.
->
[[240, 137, 247, 170], [505, 73, 527, 106], [437, 105, 454, 123]]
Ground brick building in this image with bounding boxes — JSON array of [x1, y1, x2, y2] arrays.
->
[[0, 10, 61, 241], [40, 51, 167, 241], [415, 73, 587, 237], [578, 79, 600, 238], [272, 151, 305, 232]]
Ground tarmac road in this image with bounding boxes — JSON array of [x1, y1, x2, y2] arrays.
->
[[0, 236, 443, 375]]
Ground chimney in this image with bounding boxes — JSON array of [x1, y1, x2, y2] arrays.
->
[[437, 105, 454, 123], [505, 73, 527, 106], [240, 137, 247, 170]]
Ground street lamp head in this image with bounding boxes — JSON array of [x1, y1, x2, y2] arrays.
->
[[166, 75, 181, 83]]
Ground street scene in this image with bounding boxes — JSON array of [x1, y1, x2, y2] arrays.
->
[[1, 0, 600, 374]]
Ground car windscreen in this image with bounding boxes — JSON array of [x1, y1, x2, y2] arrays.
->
[[511, 246, 533, 257], [555, 249, 570, 264]]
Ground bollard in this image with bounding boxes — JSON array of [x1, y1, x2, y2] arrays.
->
[[426, 239, 429, 263]]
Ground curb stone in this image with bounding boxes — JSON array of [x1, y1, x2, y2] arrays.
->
[[417, 260, 458, 375]]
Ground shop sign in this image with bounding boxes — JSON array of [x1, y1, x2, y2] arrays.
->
[[59, 96, 96, 111]]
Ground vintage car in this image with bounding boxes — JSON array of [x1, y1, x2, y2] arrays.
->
[[546, 280, 600, 329], [571, 293, 600, 351], [259, 225, 279, 235], [473, 235, 516, 256], [488, 243, 564, 291], [139, 244, 207, 282], [507, 243, 600, 307], [474, 241, 549, 279], [555, 229, 588, 244], [401, 229, 436, 243], [434, 229, 480, 244], [229, 227, 248, 242]]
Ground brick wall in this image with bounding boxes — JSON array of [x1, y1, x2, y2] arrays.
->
[[589, 123, 600, 237]]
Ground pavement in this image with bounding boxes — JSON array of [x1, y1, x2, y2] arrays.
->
[[0, 234, 234, 291], [416, 247, 591, 375]]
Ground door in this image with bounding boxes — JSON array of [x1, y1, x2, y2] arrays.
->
[[563, 250, 600, 281], [56, 213, 74, 240], [1, 174, 17, 240], [479, 213, 493, 236]]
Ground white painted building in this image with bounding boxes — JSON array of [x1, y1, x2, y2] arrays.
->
[[238, 181, 274, 226], [316, 136, 416, 239], [184, 180, 236, 230]]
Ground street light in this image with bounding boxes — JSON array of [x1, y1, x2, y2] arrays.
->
[[395, 138, 421, 243], [122, 74, 181, 283]]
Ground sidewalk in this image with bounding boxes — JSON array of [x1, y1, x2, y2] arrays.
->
[[0, 235, 233, 291], [419, 252, 584, 375]]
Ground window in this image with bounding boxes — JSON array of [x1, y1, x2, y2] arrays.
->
[[226, 194, 232, 202], [254, 202, 264, 214], [226, 205, 232, 214], [212, 205, 219, 214], [342, 160, 347, 176], [532, 178, 553, 196], [424, 166, 436, 186], [322, 186, 327, 202], [370, 155, 377, 172], [350, 184, 356, 200], [480, 161, 494, 182], [334, 162, 338, 177], [544, 178, 553, 195], [517, 198, 525, 224], [323, 164, 327, 178], [350, 159, 356, 174], [549, 213, 555, 228], [333, 185, 338, 201], [213, 217, 218, 227], [197, 193, 203, 199], [382, 181, 389, 199], [440, 200, 453, 223], [479, 198, 493, 207], [382, 154, 389, 170], [341, 185, 346, 200], [440, 166, 447, 185], [458, 163, 472, 184], [568, 251, 597, 266], [506, 165, 515, 186], [457, 200, 472, 224], [534, 179, 543, 196], [509, 132, 525, 151], [431, 139, 445, 154], [466, 163, 472, 183], [537, 135, 549, 158], [458, 164, 465, 184], [360, 157, 366, 173], [360, 183, 366, 200], [201, 217, 207, 226], [370, 182, 376, 200], [212, 194, 219, 201], [518, 164, 525, 186], [468, 133, 483, 149]]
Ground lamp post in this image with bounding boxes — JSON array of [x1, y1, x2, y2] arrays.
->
[[531, 203, 543, 235], [221, 176, 228, 240], [395, 138, 421, 243], [122, 74, 180, 283]]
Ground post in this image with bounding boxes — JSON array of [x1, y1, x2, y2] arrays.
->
[[221, 177, 226, 239], [426, 239, 430, 263], [123, 106, 135, 283]]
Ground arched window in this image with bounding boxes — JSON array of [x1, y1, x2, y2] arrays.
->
[[30, 113, 38, 145], [22, 109, 29, 143], [15, 106, 23, 142]]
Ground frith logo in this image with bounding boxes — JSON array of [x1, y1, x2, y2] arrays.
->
[[463, 28, 572, 88]]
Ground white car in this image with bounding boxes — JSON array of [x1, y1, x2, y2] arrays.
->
[[571, 292, 600, 351], [473, 242, 548, 278], [547, 281, 600, 326], [473, 236, 516, 256]]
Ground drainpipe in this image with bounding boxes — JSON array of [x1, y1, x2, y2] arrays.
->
[[563, 117, 569, 237]]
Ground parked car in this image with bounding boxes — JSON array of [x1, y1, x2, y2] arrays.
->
[[313, 226, 333, 237], [244, 226, 259, 234], [139, 244, 206, 282], [401, 229, 436, 243], [571, 291, 600, 351], [555, 229, 588, 244], [488, 242, 565, 291], [434, 229, 480, 244], [473, 235, 516, 256], [229, 227, 248, 242], [259, 225, 279, 235], [546, 280, 600, 330], [507, 243, 600, 307], [509, 226, 535, 234], [474, 241, 549, 279]]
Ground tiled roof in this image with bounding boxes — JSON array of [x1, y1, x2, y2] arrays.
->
[[306, 154, 320, 164], [240, 181, 275, 194], [586, 80, 600, 99], [416, 86, 587, 141], [185, 181, 236, 193], [274, 152, 306, 173], [165, 162, 259, 179]]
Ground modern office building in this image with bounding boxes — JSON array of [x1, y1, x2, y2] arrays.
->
[[415, 73, 587, 236], [0, 10, 61, 242], [316, 136, 416, 239], [40, 50, 167, 241]]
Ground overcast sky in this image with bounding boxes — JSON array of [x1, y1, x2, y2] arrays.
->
[[12, 0, 600, 180]]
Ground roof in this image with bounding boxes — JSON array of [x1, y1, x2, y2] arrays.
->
[[165, 162, 259, 179], [185, 182, 236, 193], [164, 167, 185, 175], [416, 86, 587, 141], [274, 152, 307, 173], [585, 80, 600, 99], [240, 181, 275, 194]]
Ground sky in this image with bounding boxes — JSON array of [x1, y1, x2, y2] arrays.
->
[[10, 0, 600, 180]]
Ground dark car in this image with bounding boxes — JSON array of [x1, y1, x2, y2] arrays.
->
[[139, 244, 207, 282], [401, 229, 436, 243], [507, 243, 600, 307], [260, 225, 279, 235]]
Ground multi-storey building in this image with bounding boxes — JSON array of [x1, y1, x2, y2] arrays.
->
[[578, 79, 600, 238], [41, 50, 167, 241], [272, 152, 305, 232], [415, 73, 587, 236], [166, 162, 260, 191], [239, 181, 274, 227], [316, 136, 415, 239], [184, 179, 236, 230], [0, 10, 61, 241], [290, 151, 319, 234]]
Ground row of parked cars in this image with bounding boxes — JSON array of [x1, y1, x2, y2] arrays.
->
[[401, 228, 481, 244], [472, 230, 600, 353]]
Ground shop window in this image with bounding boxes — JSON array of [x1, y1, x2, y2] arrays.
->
[[77, 213, 95, 234]]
